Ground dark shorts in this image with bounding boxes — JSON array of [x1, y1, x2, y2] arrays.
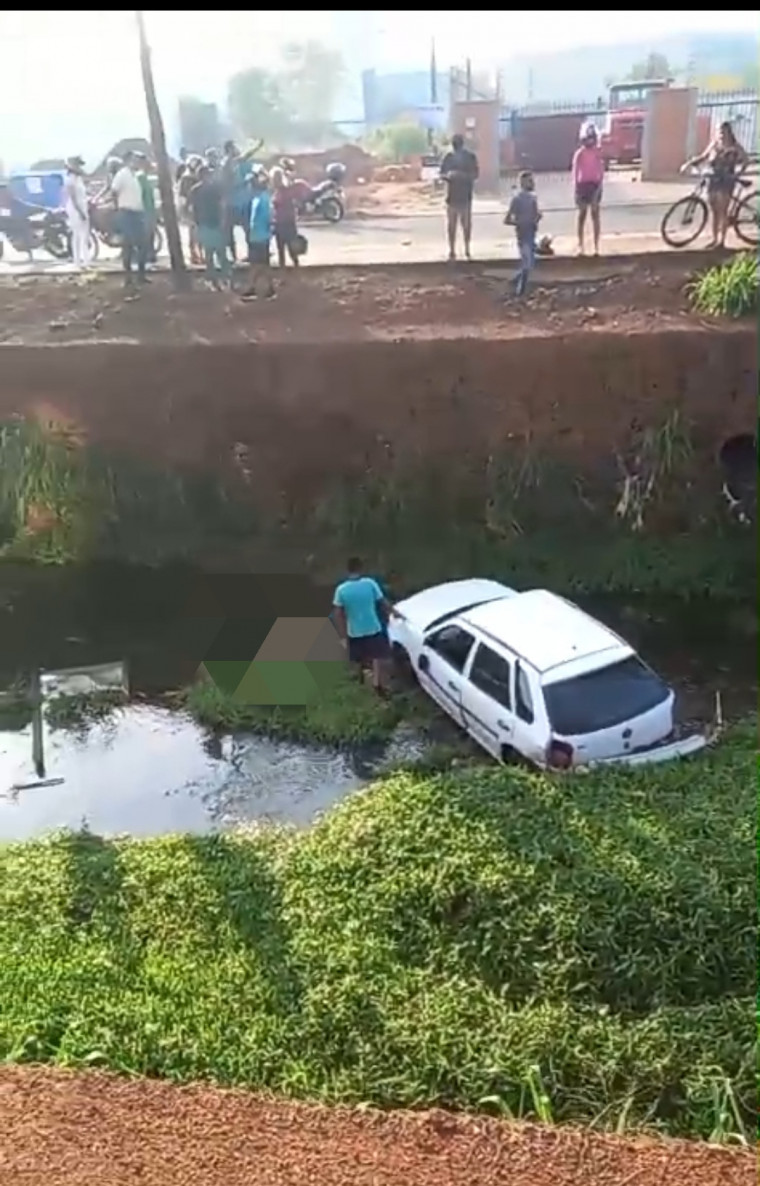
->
[[446, 198, 473, 218], [575, 181, 602, 208], [348, 632, 391, 666], [248, 241, 270, 266], [708, 176, 735, 197]]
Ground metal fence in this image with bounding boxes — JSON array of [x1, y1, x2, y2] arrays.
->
[[697, 89, 758, 155]]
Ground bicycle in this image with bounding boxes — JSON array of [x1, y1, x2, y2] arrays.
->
[[660, 170, 759, 249]]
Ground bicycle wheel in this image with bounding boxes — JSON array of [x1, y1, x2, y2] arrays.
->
[[732, 190, 759, 248], [660, 194, 709, 248]]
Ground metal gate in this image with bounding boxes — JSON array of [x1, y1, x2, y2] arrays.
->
[[697, 90, 759, 156]]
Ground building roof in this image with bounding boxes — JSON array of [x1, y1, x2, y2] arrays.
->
[[461, 590, 630, 675]]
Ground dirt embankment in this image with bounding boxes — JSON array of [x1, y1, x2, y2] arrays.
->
[[0, 326, 754, 514], [0, 255, 742, 346], [0, 1068, 755, 1186]]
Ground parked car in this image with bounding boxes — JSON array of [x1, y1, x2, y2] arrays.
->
[[388, 579, 707, 770]]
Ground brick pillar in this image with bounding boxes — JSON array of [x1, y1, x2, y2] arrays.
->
[[450, 99, 500, 192], [641, 87, 698, 181]]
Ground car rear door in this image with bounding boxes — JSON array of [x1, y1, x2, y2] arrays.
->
[[460, 641, 516, 759], [417, 623, 476, 727]]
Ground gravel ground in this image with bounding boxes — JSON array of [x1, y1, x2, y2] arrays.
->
[[0, 1068, 754, 1186]]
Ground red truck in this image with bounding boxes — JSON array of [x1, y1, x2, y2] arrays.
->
[[600, 79, 671, 165]]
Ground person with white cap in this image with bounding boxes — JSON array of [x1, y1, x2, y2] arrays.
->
[[63, 155, 91, 270]]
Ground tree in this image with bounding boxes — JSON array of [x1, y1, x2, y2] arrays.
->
[[369, 120, 428, 163], [278, 40, 344, 128], [228, 66, 293, 145], [626, 52, 671, 82], [135, 11, 186, 285]]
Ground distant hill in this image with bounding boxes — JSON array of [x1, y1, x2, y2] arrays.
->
[[499, 32, 760, 104]]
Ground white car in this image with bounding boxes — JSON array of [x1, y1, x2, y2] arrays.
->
[[388, 579, 708, 770]]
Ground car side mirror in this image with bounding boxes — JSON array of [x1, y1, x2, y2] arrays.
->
[[418, 653, 430, 673]]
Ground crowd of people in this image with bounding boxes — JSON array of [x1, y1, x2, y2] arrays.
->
[[62, 139, 306, 296], [59, 118, 749, 299]]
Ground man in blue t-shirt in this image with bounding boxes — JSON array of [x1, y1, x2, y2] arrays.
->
[[241, 170, 274, 301], [332, 557, 405, 696]]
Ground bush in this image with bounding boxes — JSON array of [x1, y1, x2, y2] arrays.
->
[[0, 724, 754, 1137], [368, 121, 429, 164], [688, 252, 759, 318]]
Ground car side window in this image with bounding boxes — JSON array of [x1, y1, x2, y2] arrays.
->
[[515, 663, 535, 724], [469, 644, 512, 709], [425, 624, 475, 673]]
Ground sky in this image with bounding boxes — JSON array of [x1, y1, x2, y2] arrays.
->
[[0, 9, 757, 167]]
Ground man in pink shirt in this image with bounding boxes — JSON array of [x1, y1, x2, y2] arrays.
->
[[572, 122, 605, 256]]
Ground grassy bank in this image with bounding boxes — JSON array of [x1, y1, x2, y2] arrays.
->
[[0, 722, 754, 1140], [183, 668, 439, 746], [0, 417, 754, 599]]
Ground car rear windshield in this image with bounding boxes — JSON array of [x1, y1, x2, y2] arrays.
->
[[544, 656, 669, 736]]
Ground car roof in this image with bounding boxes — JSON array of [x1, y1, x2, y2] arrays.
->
[[460, 589, 631, 676]]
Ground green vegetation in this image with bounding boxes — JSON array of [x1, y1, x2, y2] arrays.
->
[[45, 690, 128, 734], [688, 252, 759, 319], [0, 418, 248, 566], [367, 120, 430, 163], [0, 414, 753, 600], [184, 667, 434, 746], [0, 723, 753, 1140]]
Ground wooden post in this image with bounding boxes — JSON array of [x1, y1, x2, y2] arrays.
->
[[135, 11, 188, 287], [30, 669, 44, 779]]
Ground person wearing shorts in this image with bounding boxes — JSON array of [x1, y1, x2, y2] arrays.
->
[[241, 172, 274, 300], [332, 557, 405, 696], [440, 133, 479, 261], [572, 123, 604, 256], [681, 120, 749, 249]]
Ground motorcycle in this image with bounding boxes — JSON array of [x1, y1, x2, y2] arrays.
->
[[89, 202, 164, 260], [289, 177, 345, 224], [0, 202, 93, 262]]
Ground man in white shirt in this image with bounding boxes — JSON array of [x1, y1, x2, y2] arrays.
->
[[110, 151, 148, 286], [63, 155, 91, 270]]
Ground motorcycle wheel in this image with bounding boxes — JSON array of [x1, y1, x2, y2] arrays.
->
[[44, 230, 71, 260], [321, 196, 344, 224]]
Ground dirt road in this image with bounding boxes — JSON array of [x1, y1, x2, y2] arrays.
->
[[0, 1068, 754, 1186], [0, 197, 692, 274]]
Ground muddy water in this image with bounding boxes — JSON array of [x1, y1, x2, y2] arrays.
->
[[0, 563, 755, 841], [0, 706, 427, 842]]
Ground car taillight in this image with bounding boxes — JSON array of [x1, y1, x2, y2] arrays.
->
[[547, 739, 574, 770]]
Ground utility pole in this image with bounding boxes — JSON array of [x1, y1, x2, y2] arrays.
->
[[135, 10, 188, 286], [430, 38, 438, 105]]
